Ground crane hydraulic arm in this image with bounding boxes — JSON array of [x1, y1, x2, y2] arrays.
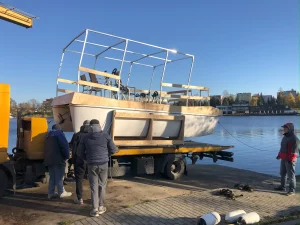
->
[[0, 2, 36, 28]]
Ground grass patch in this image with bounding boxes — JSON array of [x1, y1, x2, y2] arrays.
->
[[57, 221, 73, 225]]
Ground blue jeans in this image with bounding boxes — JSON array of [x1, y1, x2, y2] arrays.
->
[[280, 159, 296, 193], [48, 164, 65, 195]]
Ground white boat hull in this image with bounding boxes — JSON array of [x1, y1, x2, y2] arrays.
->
[[52, 93, 220, 138], [53, 105, 219, 137]]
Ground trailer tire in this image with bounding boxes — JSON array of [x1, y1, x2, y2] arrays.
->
[[108, 166, 128, 178], [0, 169, 8, 198], [165, 159, 185, 180]]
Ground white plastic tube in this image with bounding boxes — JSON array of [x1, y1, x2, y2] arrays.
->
[[238, 212, 260, 224], [225, 210, 247, 223], [198, 212, 221, 225]]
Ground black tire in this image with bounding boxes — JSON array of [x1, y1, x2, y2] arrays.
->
[[108, 166, 128, 178], [0, 169, 8, 198], [165, 159, 185, 180]]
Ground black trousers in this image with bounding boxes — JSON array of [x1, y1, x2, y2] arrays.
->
[[74, 161, 87, 200]]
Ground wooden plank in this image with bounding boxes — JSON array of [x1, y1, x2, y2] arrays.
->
[[110, 111, 116, 141], [114, 112, 185, 121], [162, 82, 209, 91], [57, 88, 74, 94], [77, 80, 119, 92], [114, 139, 184, 147], [167, 90, 192, 94], [177, 118, 185, 141], [164, 95, 210, 100], [57, 78, 77, 85], [146, 119, 153, 140], [167, 96, 210, 101], [79, 66, 120, 80]]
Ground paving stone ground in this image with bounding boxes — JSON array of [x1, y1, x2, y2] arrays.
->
[[75, 188, 300, 225]]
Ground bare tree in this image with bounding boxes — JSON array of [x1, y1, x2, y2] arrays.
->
[[28, 99, 41, 111]]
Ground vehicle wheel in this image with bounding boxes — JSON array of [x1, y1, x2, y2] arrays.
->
[[108, 166, 128, 178], [165, 159, 185, 180], [0, 169, 8, 198]]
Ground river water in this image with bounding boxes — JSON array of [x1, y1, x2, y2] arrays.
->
[[8, 116, 300, 176]]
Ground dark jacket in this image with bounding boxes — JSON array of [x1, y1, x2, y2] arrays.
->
[[69, 125, 89, 165], [44, 128, 70, 166], [278, 123, 299, 162], [77, 124, 118, 165]]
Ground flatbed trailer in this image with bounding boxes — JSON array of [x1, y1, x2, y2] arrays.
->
[[109, 141, 234, 180]]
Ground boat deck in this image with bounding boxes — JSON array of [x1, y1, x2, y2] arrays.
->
[[113, 141, 234, 156]]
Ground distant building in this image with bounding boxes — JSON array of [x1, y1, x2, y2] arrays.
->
[[278, 90, 297, 98], [216, 105, 232, 114], [236, 93, 251, 103], [211, 95, 223, 104], [232, 103, 249, 114], [262, 95, 272, 103]]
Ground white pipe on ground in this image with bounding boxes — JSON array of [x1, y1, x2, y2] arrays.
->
[[225, 210, 247, 223], [238, 212, 260, 224], [197, 212, 221, 225]]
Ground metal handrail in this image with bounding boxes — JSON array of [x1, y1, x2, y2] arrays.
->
[[56, 29, 210, 106]]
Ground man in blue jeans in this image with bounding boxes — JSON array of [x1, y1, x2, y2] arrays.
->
[[77, 119, 118, 217], [44, 124, 72, 199], [275, 122, 299, 196]]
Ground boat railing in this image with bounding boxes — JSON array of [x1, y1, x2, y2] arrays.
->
[[56, 29, 211, 106]]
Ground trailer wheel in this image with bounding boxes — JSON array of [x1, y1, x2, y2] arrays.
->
[[165, 159, 185, 180], [108, 166, 128, 178], [0, 169, 8, 198]]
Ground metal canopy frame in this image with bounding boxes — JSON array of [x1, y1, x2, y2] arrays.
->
[[56, 29, 197, 104]]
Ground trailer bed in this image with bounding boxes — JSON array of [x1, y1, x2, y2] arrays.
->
[[113, 141, 234, 156]]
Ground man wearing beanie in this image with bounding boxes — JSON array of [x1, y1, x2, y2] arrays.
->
[[77, 119, 118, 217], [69, 120, 90, 204], [44, 124, 72, 199]]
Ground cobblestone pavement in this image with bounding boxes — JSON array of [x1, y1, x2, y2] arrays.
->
[[75, 188, 300, 225]]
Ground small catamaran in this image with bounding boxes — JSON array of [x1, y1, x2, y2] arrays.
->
[[52, 29, 221, 144]]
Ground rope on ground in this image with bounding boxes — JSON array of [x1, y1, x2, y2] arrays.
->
[[217, 121, 270, 152]]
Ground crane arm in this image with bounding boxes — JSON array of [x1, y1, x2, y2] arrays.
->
[[0, 2, 36, 28]]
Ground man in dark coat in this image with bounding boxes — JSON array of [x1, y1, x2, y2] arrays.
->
[[275, 122, 299, 196], [44, 124, 72, 199], [69, 120, 90, 204], [77, 119, 118, 217]]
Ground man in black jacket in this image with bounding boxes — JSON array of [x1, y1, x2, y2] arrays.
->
[[77, 119, 118, 217], [69, 120, 90, 204], [44, 124, 72, 199]]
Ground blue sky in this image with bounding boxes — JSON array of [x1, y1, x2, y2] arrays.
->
[[0, 0, 298, 103]]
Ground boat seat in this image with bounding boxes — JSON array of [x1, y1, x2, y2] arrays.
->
[[89, 73, 102, 96], [80, 74, 90, 93]]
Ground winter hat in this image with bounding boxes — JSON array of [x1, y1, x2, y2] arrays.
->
[[83, 120, 90, 125], [90, 119, 100, 125]]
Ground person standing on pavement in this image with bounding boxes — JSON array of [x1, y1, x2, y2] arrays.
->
[[77, 119, 118, 217], [44, 124, 72, 199], [69, 120, 90, 205], [274, 122, 299, 196]]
